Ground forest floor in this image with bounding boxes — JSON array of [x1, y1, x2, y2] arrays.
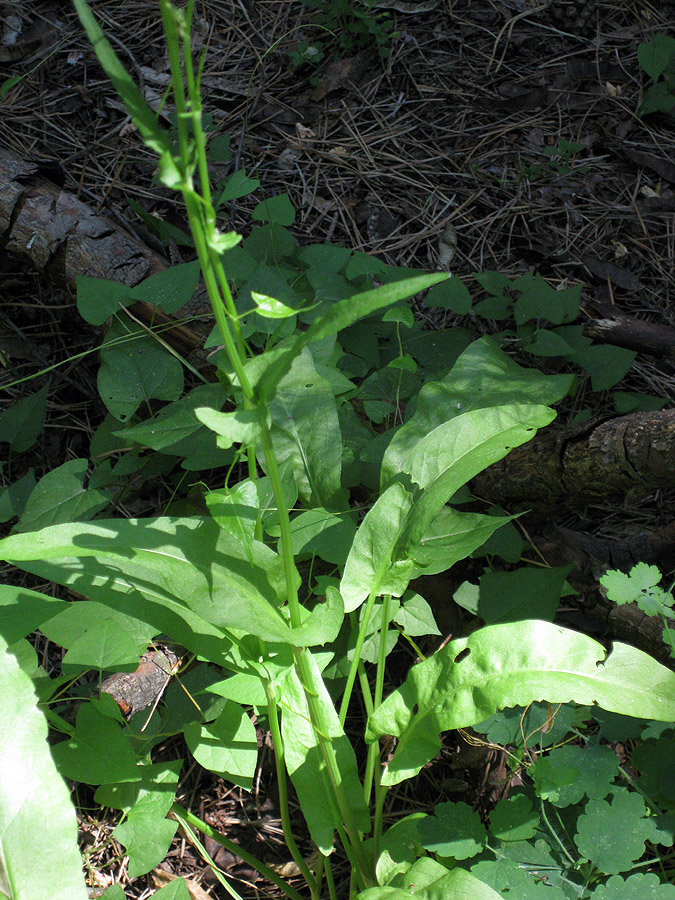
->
[[1, 1, 675, 897]]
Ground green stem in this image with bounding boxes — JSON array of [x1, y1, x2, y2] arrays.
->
[[339, 600, 377, 728], [363, 595, 392, 808], [323, 854, 338, 900], [159, 4, 374, 887], [175, 815, 246, 900], [171, 803, 306, 900], [264, 683, 319, 897]]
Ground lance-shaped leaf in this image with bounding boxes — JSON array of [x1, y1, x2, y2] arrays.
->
[[366, 621, 675, 785], [0, 518, 286, 635], [340, 483, 416, 613], [267, 349, 344, 509], [0, 635, 89, 900], [405, 507, 514, 576], [0, 518, 341, 650], [403, 404, 555, 547], [382, 337, 573, 490], [73, 0, 176, 171], [256, 273, 449, 403], [279, 653, 371, 854]]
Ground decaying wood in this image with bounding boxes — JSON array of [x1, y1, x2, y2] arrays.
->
[[472, 410, 675, 508], [0, 149, 211, 356], [101, 647, 179, 719], [583, 314, 675, 364], [533, 521, 675, 665]]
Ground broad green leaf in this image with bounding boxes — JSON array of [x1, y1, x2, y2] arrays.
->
[[417, 801, 487, 859], [184, 702, 258, 789], [116, 382, 228, 457], [251, 291, 304, 319], [376, 813, 426, 886], [100, 886, 126, 899], [0, 517, 343, 648], [639, 82, 675, 116], [575, 789, 653, 875], [404, 404, 555, 546], [76, 276, 131, 325], [0, 469, 36, 523], [471, 855, 567, 900], [252, 193, 296, 226], [393, 592, 439, 637], [382, 337, 573, 489], [489, 794, 539, 842], [424, 276, 472, 314], [572, 343, 636, 391], [216, 168, 259, 204], [286, 508, 357, 565], [0, 382, 49, 453], [366, 621, 675, 785], [638, 34, 675, 81], [593, 873, 675, 899], [0, 635, 88, 900], [152, 878, 191, 899], [267, 348, 343, 509], [15, 459, 110, 532], [0, 585, 68, 645], [255, 273, 449, 403], [531, 745, 618, 807], [512, 276, 580, 326], [405, 507, 513, 577], [73, 0, 175, 165], [206, 481, 258, 555], [129, 261, 201, 313], [360, 857, 503, 900], [289, 586, 344, 646], [94, 760, 182, 812], [98, 320, 184, 422], [108, 761, 181, 877], [195, 406, 266, 450], [51, 701, 139, 785], [340, 483, 416, 613], [279, 653, 370, 853], [114, 813, 178, 878], [40, 601, 157, 671]]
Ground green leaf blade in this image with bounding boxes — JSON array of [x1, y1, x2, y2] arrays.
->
[[366, 621, 675, 785]]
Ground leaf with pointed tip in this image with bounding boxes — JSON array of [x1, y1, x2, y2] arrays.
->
[[366, 621, 675, 785]]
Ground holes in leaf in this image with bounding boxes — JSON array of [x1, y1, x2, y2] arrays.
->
[[454, 647, 471, 664], [411, 703, 419, 716]]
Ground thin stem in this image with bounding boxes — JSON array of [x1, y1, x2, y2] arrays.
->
[[264, 683, 319, 896], [323, 854, 338, 900], [339, 600, 377, 727], [176, 815, 245, 900], [171, 803, 306, 900], [363, 595, 392, 807], [372, 776, 387, 862]]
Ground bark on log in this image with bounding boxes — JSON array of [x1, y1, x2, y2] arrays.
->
[[472, 410, 675, 508], [0, 149, 211, 357], [583, 314, 675, 364]]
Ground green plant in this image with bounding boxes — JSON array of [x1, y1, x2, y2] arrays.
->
[[291, 0, 397, 78], [2, 3, 675, 898], [517, 139, 589, 182], [601, 563, 675, 658], [637, 33, 675, 117]]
